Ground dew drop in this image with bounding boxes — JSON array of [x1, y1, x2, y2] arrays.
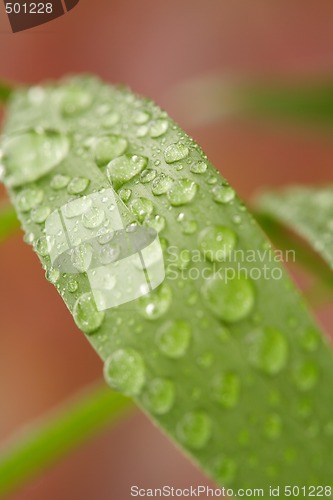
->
[[103, 348, 145, 396], [67, 177, 90, 195], [50, 174, 70, 190], [60, 86, 92, 116], [46, 267, 60, 284], [118, 188, 132, 202], [177, 411, 212, 449], [167, 179, 198, 206], [212, 185, 235, 204], [152, 173, 173, 195], [156, 320, 191, 358], [34, 235, 49, 257], [83, 207, 105, 229], [190, 161, 207, 174], [293, 360, 319, 391], [31, 205, 51, 224], [143, 378, 175, 415], [198, 225, 236, 262], [107, 154, 147, 187], [92, 135, 128, 166], [130, 197, 154, 222], [63, 197, 93, 218], [164, 142, 189, 163], [299, 328, 320, 353], [150, 119, 169, 138], [212, 372, 240, 409], [97, 227, 114, 245], [17, 188, 44, 212], [99, 243, 120, 265], [67, 279, 78, 293], [71, 242, 93, 272], [247, 328, 288, 376], [2, 130, 69, 188], [140, 169, 156, 184], [138, 284, 172, 320], [143, 214, 166, 233], [133, 110, 150, 124], [73, 292, 105, 334], [203, 273, 255, 323]]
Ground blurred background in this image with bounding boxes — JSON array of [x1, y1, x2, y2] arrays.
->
[[0, 1, 333, 498]]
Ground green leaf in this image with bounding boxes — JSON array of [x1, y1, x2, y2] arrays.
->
[[0, 203, 20, 242], [256, 186, 333, 271], [171, 76, 333, 128], [0, 383, 132, 497], [2, 76, 333, 493]]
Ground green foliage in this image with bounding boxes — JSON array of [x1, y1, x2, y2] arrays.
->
[[0, 384, 131, 496], [1, 76, 333, 493], [256, 186, 333, 271]]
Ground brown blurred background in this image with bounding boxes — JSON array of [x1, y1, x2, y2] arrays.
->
[[1, 1, 333, 499]]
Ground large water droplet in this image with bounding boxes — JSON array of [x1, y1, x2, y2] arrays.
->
[[203, 273, 255, 323], [140, 169, 156, 184], [167, 179, 198, 206], [143, 214, 166, 233], [92, 135, 128, 166], [198, 225, 236, 262], [67, 279, 78, 293], [177, 411, 212, 449], [143, 378, 175, 414], [63, 197, 93, 218], [71, 243, 93, 272], [60, 86, 92, 116], [46, 267, 60, 284], [133, 110, 150, 124], [50, 174, 70, 190], [104, 348, 145, 396], [164, 142, 189, 163], [212, 185, 235, 204], [212, 372, 240, 409], [31, 205, 51, 224], [150, 119, 169, 138], [99, 243, 120, 264], [130, 197, 153, 222], [34, 235, 49, 257], [247, 328, 288, 375], [83, 207, 105, 229], [190, 161, 207, 174], [152, 173, 173, 195], [293, 360, 319, 391], [2, 130, 69, 188], [73, 292, 105, 334], [107, 154, 147, 187], [138, 284, 172, 320], [156, 320, 191, 358], [67, 177, 90, 195], [17, 188, 44, 212]]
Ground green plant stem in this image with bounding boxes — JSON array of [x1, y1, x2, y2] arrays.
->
[[0, 382, 133, 497], [0, 203, 20, 242], [255, 213, 333, 303]]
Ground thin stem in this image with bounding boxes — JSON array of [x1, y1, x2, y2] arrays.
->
[[0, 382, 133, 496], [255, 213, 333, 304]]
